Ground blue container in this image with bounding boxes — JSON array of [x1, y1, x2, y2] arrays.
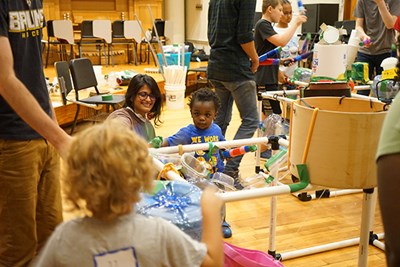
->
[[157, 52, 191, 69]]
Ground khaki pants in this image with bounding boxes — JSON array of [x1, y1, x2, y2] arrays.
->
[[0, 139, 62, 267]]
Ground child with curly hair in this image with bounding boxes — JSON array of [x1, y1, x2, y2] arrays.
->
[[153, 87, 233, 238], [159, 87, 225, 174], [32, 120, 224, 267]]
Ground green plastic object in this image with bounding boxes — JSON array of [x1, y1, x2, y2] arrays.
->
[[351, 62, 369, 83], [101, 94, 113, 101], [292, 67, 312, 82], [150, 136, 163, 148]]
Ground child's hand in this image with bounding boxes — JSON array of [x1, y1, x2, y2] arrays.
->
[[295, 14, 307, 26], [282, 58, 295, 67], [278, 69, 287, 84]]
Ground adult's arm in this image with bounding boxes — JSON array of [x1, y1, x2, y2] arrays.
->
[[268, 14, 307, 47], [200, 187, 224, 267], [0, 36, 71, 158], [375, 0, 396, 29], [355, 17, 370, 42], [241, 41, 259, 73]]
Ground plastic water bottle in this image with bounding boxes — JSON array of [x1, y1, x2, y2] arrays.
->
[[275, 117, 283, 135], [297, 0, 306, 14], [241, 173, 266, 189], [262, 113, 283, 137]]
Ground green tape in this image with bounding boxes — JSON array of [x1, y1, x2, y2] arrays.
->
[[102, 94, 113, 101], [289, 164, 310, 193]]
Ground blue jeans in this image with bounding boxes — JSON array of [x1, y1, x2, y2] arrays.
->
[[356, 51, 391, 96], [210, 79, 259, 175]]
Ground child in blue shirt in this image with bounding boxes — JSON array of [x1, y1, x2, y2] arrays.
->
[[162, 87, 226, 174], [155, 87, 232, 238]]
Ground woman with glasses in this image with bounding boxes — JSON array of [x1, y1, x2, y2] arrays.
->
[[107, 74, 163, 142]]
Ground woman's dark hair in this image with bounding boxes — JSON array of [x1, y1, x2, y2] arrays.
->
[[125, 74, 163, 126], [188, 87, 221, 112]]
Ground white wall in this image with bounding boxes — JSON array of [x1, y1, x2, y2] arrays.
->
[[184, 0, 343, 52], [165, 0, 185, 43], [185, 0, 210, 48]]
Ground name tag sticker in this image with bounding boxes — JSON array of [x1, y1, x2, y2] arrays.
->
[[94, 246, 138, 267]]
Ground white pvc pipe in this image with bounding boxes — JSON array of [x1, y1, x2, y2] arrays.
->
[[269, 152, 279, 253], [218, 185, 291, 202], [353, 85, 371, 91], [329, 189, 363, 196], [373, 240, 385, 251], [149, 137, 270, 154], [263, 90, 300, 96], [256, 97, 263, 168], [292, 80, 309, 87], [358, 190, 376, 267], [261, 92, 298, 104], [280, 237, 360, 260], [351, 93, 383, 103], [152, 157, 186, 182], [279, 138, 289, 148], [292, 189, 363, 200]]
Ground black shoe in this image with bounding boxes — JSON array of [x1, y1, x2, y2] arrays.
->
[[233, 182, 244, 190], [260, 149, 271, 159], [223, 170, 243, 190]]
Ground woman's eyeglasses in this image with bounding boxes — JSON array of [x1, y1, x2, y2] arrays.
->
[[137, 92, 156, 101]]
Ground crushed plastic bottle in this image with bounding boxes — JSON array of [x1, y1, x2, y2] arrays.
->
[[261, 114, 285, 137]]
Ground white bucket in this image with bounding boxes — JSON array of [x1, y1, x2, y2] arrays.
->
[[165, 84, 186, 110], [312, 44, 348, 79]]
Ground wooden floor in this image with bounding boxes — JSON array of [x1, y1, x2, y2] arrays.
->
[[44, 63, 386, 267]]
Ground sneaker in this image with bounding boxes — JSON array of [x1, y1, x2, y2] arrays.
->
[[224, 170, 244, 190], [233, 181, 244, 190], [260, 149, 271, 159], [222, 220, 232, 238]]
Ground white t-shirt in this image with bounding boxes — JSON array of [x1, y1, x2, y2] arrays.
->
[[32, 213, 207, 267], [273, 25, 299, 77]]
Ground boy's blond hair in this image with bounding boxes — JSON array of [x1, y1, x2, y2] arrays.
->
[[262, 0, 282, 13], [63, 120, 155, 221]]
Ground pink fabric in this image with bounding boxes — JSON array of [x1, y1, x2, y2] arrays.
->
[[223, 242, 284, 267]]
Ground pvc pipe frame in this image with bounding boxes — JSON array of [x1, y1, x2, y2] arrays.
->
[[151, 130, 380, 266], [292, 189, 362, 200], [149, 137, 272, 155], [152, 157, 186, 182], [260, 90, 385, 106]]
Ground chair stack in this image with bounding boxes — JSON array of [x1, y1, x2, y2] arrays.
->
[[44, 20, 75, 68], [111, 20, 142, 65], [78, 20, 114, 66]]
